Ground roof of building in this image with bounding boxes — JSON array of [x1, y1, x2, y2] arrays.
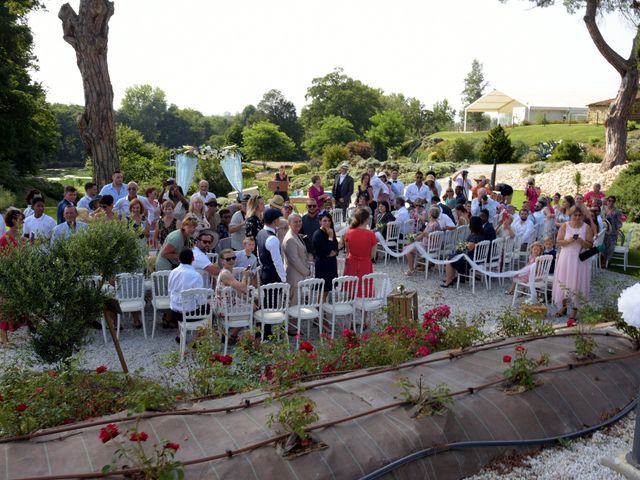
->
[[588, 93, 640, 107]]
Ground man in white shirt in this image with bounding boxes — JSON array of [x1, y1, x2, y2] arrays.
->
[[393, 197, 410, 235], [114, 182, 155, 222], [404, 171, 430, 206], [190, 180, 216, 205], [390, 168, 404, 198], [51, 206, 88, 243], [77, 182, 98, 212], [257, 208, 287, 284], [192, 230, 221, 279], [99, 170, 127, 203], [229, 195, 249, 250], [168, 249, 206, 326], [23, 197, 56, 243], [452, 170, 473, 200], [367, 165, 385, 207], [512, 209, 535, 246], [471, 188, 500, 217]]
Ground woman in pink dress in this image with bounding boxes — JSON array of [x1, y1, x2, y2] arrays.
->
[[552, 206, 594, 322], [308, 175, 330, 211], [343, 208, 377, 297]]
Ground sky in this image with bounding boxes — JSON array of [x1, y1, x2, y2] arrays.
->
[[28, 0, 635, 117]]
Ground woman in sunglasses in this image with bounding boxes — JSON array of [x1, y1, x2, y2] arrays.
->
[[215, 248, 253, 341]]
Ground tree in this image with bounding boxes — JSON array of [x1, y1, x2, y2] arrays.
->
[[381, 93, 428, 137], [224, 123, 244, 147], [116, 125, 169, 187], [461, 59, 490, 131], [426, 99, 457, 134], [117, 84, 167, 143], [59, 0, 119, 188], [0, 0, 57, 181], [478, 125, 515, 186], [49, 103, 85, 167], [257, 89, 304, 148], [242, 121, 295, 162], [301, 68, 383, 135], [303, 115, 357, 158], [366, 110, 407, 160], [511, 0, 639, 171]]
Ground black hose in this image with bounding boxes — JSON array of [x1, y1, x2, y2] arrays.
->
[[359, 396, 639, 480]]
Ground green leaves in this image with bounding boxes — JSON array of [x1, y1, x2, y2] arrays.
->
[[241, 121, 295, 162]]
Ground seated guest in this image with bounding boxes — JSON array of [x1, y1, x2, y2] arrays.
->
[[496, 214, 516, 239], [406, 207, 442, 275], [51, 206, 88, 243], [282, 213, 311, 304], [192, 229, 221, 284], [431, 196, 456, 230], [393, 197, 410, 235], [543, 236, 557, 274], [374, 201, 395, 239], [235, 236, 258, 274], [505, 241, 544, 295], [156, 216, 198, 271], [454, 204, 470, 226], [217, 208, 232, 240], [167, 249, 205, 330], [479, 209, 497, 241], [433, 195, 455, 223], [441, 216, 485, 288], [215, 248, 253, 340], [410, 198, 428, 231]]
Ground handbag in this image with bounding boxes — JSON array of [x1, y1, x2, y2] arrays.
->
[[579, 247, 599, 262]]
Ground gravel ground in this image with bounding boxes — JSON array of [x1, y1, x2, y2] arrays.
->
[[1, 260, 637, 479]]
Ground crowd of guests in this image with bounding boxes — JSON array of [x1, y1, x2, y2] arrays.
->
[[0, 163, 626, 345]]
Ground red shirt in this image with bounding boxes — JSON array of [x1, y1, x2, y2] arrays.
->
[[0, 232, 18, 249], [584, 190, 605, 207]]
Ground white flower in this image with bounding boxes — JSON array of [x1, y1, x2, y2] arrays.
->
[[618, 283, 640, 328]]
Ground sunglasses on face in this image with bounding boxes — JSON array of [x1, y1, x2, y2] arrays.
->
[[223, 256, 236, 261], [307, 205, 317, 208]]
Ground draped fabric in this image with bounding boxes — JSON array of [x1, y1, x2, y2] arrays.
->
[[175, 154, 198, 194], [220, 151, 244, 195]]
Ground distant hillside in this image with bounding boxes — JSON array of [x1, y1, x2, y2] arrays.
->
[[432, 124, 606, 146]]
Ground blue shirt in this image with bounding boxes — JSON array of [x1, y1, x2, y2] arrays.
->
[[51, 221, 88, 244], [57, 199, 73, 224], [99, 183, 127, 203], [77, 195, 95, 212]]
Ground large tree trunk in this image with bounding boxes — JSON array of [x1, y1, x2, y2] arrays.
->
[[583, 0, 640, 172], [59, 0, 118, 187]]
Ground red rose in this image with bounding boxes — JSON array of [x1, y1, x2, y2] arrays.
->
[[175, 395, 183, 401], [219, 355, 233, 365], [299, 341, 314, 352], [567, 319, 577, 327], [0, 393, 4, 401], [15, 403, 28, 412], [99, 423, 120, 443], [425, 333, 438, 345], [384, 325, 396, 335], [431, 324, 441, 333], [130, 431, 149, 442], [164, 442, 180, 451], [416, 346, 430, 357], [502, 355, 512, 363], [308, 353, 317, 360], [515, 345, 525, 352], [303, 403, 313, 413], [95, 365, 108, 374], [35, 387, 44, 394], [48, 371, 59, 377]]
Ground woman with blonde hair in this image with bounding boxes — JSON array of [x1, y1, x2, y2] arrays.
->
[[245, 195, 265, 241], [405, 207, 442, 276], [156, 216, 198, 271], [189, 196, 210, 235]]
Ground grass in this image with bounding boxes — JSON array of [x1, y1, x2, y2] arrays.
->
[[432, 124, 605, 146]]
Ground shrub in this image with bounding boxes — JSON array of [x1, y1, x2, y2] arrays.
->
[[429, 162, 458, 178], [589, 136, 603, 147], [445, 138, 475, 163], [533, 140, 560, 160], [520, 151, 540, 164], [325, 168, 339, 183], [0, 187, 17, 211], [584, 152, 602, 163], [521, 120, 531, 126], [549, 140, 584, 163], [511, 140, 530, 163], [428, 151, 444, 162], [346, 141, 373, 159], [322, 144, 350, 170], [478, 125, 515, 165], [608, 161, 640, 222], [628, 120, 638, 131], [291, 163, 309, 175]]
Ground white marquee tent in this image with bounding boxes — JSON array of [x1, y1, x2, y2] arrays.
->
[[463, 89, 526, 131]]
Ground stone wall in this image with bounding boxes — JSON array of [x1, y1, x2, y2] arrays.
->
[[589, 100, 640, 124]]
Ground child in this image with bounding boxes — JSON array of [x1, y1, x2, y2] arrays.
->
[[235, 236, 258, 274], [542, 236, 557, 274], [506, 241, 544, 295]]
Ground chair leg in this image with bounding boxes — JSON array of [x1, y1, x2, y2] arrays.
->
[[471, 272, 475, 295], [179, 325, 186, 360], [223, 325, 229, 355], [141, 309, 147, 339], [151, 307, 157, 339], [101, 317, 108, 344], [116, 314, 121, 339]]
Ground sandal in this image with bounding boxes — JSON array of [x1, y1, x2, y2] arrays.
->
[[404, 270, 415, 276]]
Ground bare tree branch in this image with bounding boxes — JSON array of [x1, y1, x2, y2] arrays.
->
[[583, 0, 628, 75]]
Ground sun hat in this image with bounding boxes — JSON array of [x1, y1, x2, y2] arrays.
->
[[269, 195, 285, 209], [339, 163, 350, 169], [426, 174, 436, 182]]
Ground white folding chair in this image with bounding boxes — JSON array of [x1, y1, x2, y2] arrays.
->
[[454, 225, 469, 246], [232, 267, 247, 281], [502, 236, 516, 273], [591, 229, 606, 273], [346, 206, 357, 222], [416, 231, 444, 279], [337, 257, 346, 277], [288, 278, 324, 348], [377, 221, 399, 265], [178, 288, 214, 359], [254, 283, 290, 341], [486, 238, 505, 288], [456, 240, 490, 295], [330, 208, 346, 231], [322, 275, 358, 339], [197, 269, 216, 290], [206, 252, 218, 266], [113, 273, 146, 339], [512, 255, 554, 306], [150, 271, 170, 339], [219, 286, 255, 355], [440, 229, 457, 259], [353, 273, 388, 334], [611, 228, 634, 271], [216, 237, 233, 254]]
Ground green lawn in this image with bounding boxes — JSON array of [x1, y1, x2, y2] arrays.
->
[[433, 124, 605, 146]]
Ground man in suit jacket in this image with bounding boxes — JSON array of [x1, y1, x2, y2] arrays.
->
[[332, 163, 354, 215], [480, 210, 497, 241], [282, 213, 311, 305]]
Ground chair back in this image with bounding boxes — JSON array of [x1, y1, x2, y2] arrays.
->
[[404, 219, 417, 235], [337, 257, 346, 277], [330, 275, 359, 305], [360, 272, 388, 301], [624, 228, 634, 249], [297, 278, 325, 309], [151, 271, 170, 300], [502, 236, 516, 263], [330, 208, 345, 227], [197, 269, 215, 289], [489, 237, 505, 264], [346, 206, 357, 222], [257, 282, 290, 313], [115, 273, 145, 301], [442, 229, 456, 256], [426, 230, 444, 255], [220, 286, 255, 319], [216, 237, 233, 254], [472, 240, 491, 265], [386, 221, 400, 243], [206, 252, 218, 266], [533, 255, 554, 284], [180, 288, 214, 321], [231, 267, 247, 281], [455, 225, 469, 244]]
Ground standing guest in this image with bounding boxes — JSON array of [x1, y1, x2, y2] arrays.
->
[[441, 216, 485, 288], [156, 217, 198, 271], [160, 178, 175, 202], [92, 195, 116, 221], [512, 209, 535, 248], [23, 197, 56, 243], [128, 199, 150, 243], [283, 203, 294, 220], [406, 207, 442, 276], [454, 204, 470, 226], [552, 206, 594, 321], [443, 187, 457, 209], [312, 212, 339, 298], [471, 175, 492, 199], [404, 171, 430, 206], [479, 210, 497, 241], [0, 210, 26, 344], [282, 213, 311, 304], [229, 195, 249, 250], [551, 192, 562, 210], [245, 195, 265, 242], [584, 183, 605, 207], [343, 208, 377, 297], [205, 198, 221, 231], [367, 165, 385, 211], [331, 163, 354, 214], [114, 182, 142, 218], [274, 165, 290, 201], [390, 168, 404, 198], [308, 175, 330, 211], [269, 195, 289, 241], [57, 186, 78, 224], [216, 208, 232, 240], [602, 195, 623, 266], [301, 198, 321, 255], [425, 174, 441, 199], [154, 200, 180, 248], [495, 183, 514, 205], [555, 195, 575, 228], [168, 185, 190, 221], [189, 196, 210, 235], [375, 172, 391, 204], [51, 206, 88, 243], [356, 173, 374, 209], [452, 170, 473, 200], [471, 188, 499, 217], [23, 189, 42, 218], [190, 180, 216, 205], [143, 187, 160, 224], [99, 169, 127, 203], [77, 182, 99, 212], [235, 236, 258, 274], [374, 201, 395, 239], [454, 186, 467, 206], [525, 177, 540, 211]]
